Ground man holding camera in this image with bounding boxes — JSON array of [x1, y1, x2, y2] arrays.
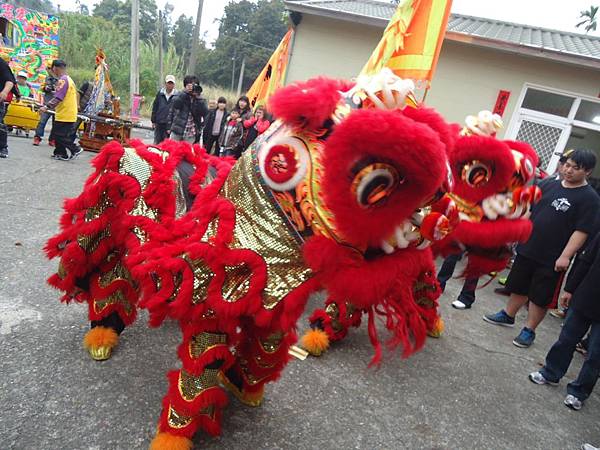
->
[[168, 75, 208, 143]]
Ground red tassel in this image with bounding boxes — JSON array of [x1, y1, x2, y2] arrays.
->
[[367, 307, 382, 368]]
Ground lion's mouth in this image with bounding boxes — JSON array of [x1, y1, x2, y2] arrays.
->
[[364, 211, 431, 260], [477, 193, 530, 221]]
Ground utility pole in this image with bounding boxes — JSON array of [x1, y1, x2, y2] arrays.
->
[[188, 0, 204, 73], [230, 55, 236, 92], [236, 56, 246, 97], [157, 11, 164, 88], [130, 0, 140, 103]]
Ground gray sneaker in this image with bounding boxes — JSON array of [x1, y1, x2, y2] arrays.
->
[[528, 371, 558, 386], [564, 394, 583, 410], [0, 148, 7, 158]]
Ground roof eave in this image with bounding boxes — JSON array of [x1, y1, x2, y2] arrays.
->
[[284, 1, 389, 28], [283, 2, 600, 69], [446, 31, 600, 70]]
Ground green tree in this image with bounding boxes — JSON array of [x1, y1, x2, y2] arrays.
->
[[577, 5, 599, 33], [13, 0, 55, 13], [140, 41, 184, 95], [93, 0, 158, 41], [60, 12, 129, 94], [194, 0, 287, 90], [170, 14, 194, 61]]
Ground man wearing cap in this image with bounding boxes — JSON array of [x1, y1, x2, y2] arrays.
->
[[39, 59, 82, 161], [151, 74, 178, 144], [16, 71, 35, 98]]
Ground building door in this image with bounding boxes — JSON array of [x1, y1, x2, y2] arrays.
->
[[506, 85, 600, 175], [512, 115, 570, 174]]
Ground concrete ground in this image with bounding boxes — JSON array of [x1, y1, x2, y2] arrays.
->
[[1, 131, 598, 450]]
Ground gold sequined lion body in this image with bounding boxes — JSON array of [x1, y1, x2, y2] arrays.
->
[[46, 72, 458, 449]]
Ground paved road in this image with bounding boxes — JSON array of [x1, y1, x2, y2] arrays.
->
[[1, 133, 598, 450]]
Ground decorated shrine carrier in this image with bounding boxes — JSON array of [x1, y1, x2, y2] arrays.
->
[[0, 2, 58, 134]]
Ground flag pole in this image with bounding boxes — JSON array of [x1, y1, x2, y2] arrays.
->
[[421, 86, 430, 104]]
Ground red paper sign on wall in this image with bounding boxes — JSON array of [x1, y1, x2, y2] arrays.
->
[[493, 90, 511, 117]]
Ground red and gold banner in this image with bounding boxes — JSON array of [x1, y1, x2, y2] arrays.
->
[[360, 0, 453, 86], [247, 29, 294, 110]]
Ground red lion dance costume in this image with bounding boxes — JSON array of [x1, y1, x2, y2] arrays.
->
[[46, 72, 538, 449], [300, 105, 542, 357]]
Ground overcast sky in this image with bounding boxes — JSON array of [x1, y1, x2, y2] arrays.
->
[[57, 0, 600, 44]]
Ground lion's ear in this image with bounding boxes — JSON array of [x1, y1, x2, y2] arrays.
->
[[503, 140, 539, 169], [268, 77, 349, 130], [402, 106, 457, 154]]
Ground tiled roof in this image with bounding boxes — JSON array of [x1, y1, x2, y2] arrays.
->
[[284, 0, 600, 63]]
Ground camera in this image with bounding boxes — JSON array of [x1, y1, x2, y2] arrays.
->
[[192, 83, 202, 94]]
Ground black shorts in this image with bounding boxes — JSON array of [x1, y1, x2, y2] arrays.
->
[[505, 254, 565, 308]]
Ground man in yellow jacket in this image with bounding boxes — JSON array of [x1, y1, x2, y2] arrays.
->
[[40, 60, 82, 161]]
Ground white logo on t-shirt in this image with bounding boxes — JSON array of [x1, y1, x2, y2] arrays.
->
[[551, 198, 571, 212]]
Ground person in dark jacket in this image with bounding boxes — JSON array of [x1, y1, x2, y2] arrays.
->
[[0, 57, 17, 158], [202, 96, 227, 155], [218, 109, 243, 158], [233, 95, 252, 122], [528, 231, 600, 411], [151, 74, 177, 144], [168, 75, 207, 143]]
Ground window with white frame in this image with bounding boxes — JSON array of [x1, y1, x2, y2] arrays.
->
[[508, 85, 600, 175]]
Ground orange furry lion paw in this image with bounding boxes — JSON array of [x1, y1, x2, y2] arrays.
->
[[427, 317, 445, 338], [83, 326, 119, 361], [149, 432, 193, 450], [300, 328, 330, 356]]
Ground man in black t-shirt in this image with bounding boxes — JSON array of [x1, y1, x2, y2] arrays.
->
[[484, 149, 600, 348], [0, 57, 16, 158]]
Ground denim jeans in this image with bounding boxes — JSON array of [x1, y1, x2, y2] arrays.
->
[[35, 110, 53, 138], [437, 253, 479, 306], [540, 308, 600, 401]]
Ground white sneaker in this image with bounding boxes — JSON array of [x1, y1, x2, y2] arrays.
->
[[451, 300, 469, 310], [581, 444, 599, 450], [564, 394, 583, 410], [528, 371, 558, 386]]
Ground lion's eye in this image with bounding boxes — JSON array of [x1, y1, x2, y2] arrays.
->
[[462, 161, 491, 187], [352, 163, 403, 207]]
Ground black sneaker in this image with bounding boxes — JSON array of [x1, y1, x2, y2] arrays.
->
[[483, 310, 515, 327], [0, 148, 7, 158], [70, 147, 83, 159], [52, 154, 70, 161]]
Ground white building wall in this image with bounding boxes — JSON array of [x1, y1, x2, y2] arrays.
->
[[286, 14, 600, 137]]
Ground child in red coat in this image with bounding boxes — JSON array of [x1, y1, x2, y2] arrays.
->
[[243, 106, 271, 151]]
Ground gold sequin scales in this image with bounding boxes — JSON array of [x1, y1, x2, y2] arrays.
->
[[215, 151, 313, 309], [118, 147, 159, 220]]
